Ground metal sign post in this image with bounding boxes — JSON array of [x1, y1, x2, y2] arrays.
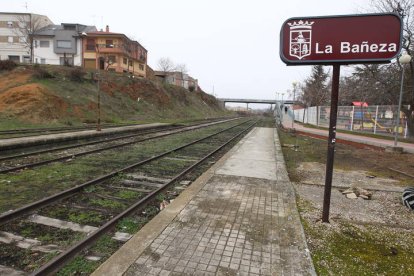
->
[[322, 64, 340, 222], [280, 13, 402, 222]]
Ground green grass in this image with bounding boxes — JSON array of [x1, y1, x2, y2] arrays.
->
[[116, 217, 146, 234], [277, 129, 326, 182], [116, 190, 140, 200], [90, 198, 125, 210], [57, 256, 97, 276], [68, 211, 105, 225], [308, 221, 414, 275]]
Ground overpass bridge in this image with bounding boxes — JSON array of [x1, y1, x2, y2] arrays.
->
[[217, 98, 295, 109]]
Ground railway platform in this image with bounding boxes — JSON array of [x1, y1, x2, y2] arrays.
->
[[92, 127, 315, 276], [0, 123, 170, 151]]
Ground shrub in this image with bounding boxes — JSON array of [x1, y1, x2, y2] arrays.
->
[[0, 60, 17, 71], [33, 64, 54, 79], [68, 67, 86, 82]]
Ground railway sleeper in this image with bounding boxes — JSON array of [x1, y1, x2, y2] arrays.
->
[[0, 230, 62, 253], [109, 186, 152, 193], [122, 179, 164, 189], [126, 173, 171, 184], [164, 156, 199, 162], [27, 215, 132, 242], [0, 264, 26, 276]]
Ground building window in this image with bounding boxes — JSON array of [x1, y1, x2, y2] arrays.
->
[[41, 58, 46, 64], [86, 39, 95, 51], [139, 64, 144, 70], [39, 40, 50, 48], [8, 55, 20, 62], [57, 40, 72, 48], [123, 58, 127, 65], [129, 60, 132, 66], [8, 36, 13, 43], [7, 21, 13, 28], [63, 25, 76, 30], [19, 37, 25, 43], [106, 40, 114, 48]]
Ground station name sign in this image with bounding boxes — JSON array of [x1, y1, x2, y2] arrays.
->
[[280, 13, 402, 65]]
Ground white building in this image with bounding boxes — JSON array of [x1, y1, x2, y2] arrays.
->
[[33, 23, 96, 66], [0, 12, 53, 63]]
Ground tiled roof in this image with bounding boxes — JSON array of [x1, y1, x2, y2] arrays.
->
[[34, 24, 97, 36]]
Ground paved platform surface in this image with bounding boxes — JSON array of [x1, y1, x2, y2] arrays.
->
[[281, 114, 414, 154], [0, 123, 170, 151], [93, 127, 315, 276]]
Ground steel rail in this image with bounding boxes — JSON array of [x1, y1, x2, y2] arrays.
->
[[0, 118, 240, 174], [0, 119, 251, 226], [0, 118, 233, 162], [0, 125, 181, 162], [31, 120, 257, 276], [0, 122, 144, 135], [0, 117, 228, 136]]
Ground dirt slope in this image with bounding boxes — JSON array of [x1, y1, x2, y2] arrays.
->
[[0, 66, 228, 126]]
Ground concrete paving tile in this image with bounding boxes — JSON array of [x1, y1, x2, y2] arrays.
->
[[114, 128, 315, 276], [196, 263, 207, 271]]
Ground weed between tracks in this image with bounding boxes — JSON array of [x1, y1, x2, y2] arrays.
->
[[0, 119, 248, 213]]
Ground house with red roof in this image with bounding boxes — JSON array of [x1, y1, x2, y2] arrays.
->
[[82, 25, 147, 77]]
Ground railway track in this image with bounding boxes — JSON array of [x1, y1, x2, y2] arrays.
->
[[0, 123, 142, 140], [0, 118, 237, 173], [0, 117, 229, 140], [0, 119, 257, 275]]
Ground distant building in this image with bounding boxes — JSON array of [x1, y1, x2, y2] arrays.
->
[[33, 23, 97, 66], [154, 71, 198, 91], [82, 26, 147, 77], [0, 12, 53, 63]]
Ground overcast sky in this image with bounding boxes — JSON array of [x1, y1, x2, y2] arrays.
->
[[4, 0, 372, 106]]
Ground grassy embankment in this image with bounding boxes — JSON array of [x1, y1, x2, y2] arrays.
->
[[0, 65, 230, 129]]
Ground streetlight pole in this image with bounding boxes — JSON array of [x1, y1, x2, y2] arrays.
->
[[292, 82, 298, 129], [394, 53, 411, 147]]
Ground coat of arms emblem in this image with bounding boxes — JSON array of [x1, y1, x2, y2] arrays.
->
[[288, 20, 314, 60]]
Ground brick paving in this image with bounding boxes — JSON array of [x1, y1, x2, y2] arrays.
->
[[121, 128, 315, 275]]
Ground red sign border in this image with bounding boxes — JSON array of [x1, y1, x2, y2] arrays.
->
[[279, 13, 403, 66]]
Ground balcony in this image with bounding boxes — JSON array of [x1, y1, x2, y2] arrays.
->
[[95, 44, 124, 54]]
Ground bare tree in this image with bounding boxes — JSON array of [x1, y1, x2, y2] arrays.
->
[[157, 57, 175, 72], [300, 65, 330, 107], [13, 14, 50, 63], [369, 0, 414, 136]]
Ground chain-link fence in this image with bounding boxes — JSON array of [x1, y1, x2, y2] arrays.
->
[[294, 105, 409, 138]]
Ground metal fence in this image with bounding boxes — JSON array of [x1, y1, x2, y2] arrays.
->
[[293, 105, 409, 138]]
